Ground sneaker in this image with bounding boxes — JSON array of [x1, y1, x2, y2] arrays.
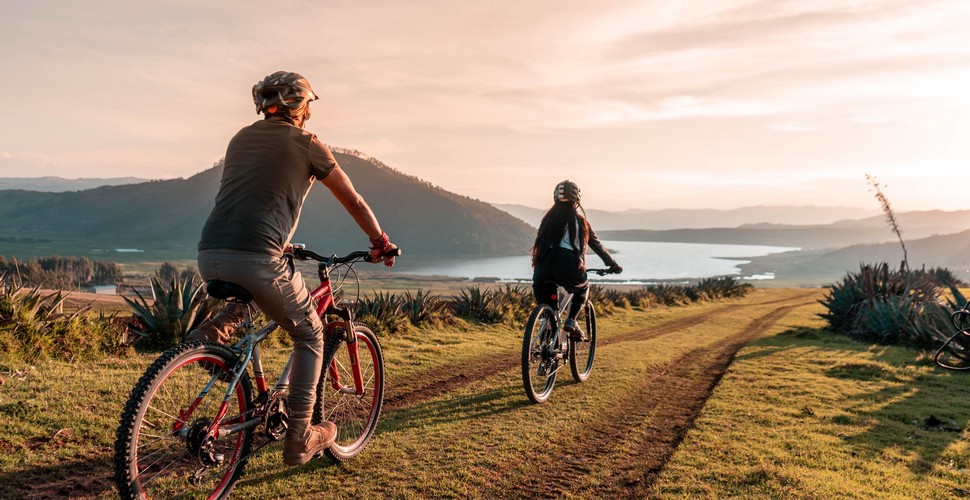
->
[[283, 422, 337, 465], [564, 319, 586, 341]]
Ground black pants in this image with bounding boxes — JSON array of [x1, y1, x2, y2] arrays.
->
[[532, 247, 588, 321]]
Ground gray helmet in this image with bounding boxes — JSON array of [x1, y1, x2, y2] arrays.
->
[[554, 180, 582, 203], [252, 71, 318, 117]]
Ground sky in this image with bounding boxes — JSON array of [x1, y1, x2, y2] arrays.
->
[[2, 0, 970, 212]]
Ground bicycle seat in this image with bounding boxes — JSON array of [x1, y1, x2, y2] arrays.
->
[[205, 280, 253, 304]]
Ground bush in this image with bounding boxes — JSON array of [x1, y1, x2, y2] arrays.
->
[[355, 291, 410, 335], [0, 278, 130, 362], [402, 289, 453, 327], [123, 273, 220, 349], [820, 263, 963, 347]]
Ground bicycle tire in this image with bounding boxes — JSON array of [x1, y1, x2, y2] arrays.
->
[[114, 341, 254, 500], [569, 302, 597, 382], [314, 324, 385, 462], [522, 304, 559, 403]]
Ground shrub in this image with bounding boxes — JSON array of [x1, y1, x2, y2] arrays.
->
[[124, 273, 219, 349], [819, 263, 962, 347], [0, 278, 130, 362], [356, 291, 410, 334], [402, 289, 453, 327], [453, 286, 499, 323]]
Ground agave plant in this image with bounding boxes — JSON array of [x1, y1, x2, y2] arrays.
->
[[402, 289, 453, 326], [820, 262, 963, 348], [124, 274, 218, 348], [355, 291, 410, 334]]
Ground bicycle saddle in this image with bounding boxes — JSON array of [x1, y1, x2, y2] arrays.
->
[[205, 280, 253, 304]]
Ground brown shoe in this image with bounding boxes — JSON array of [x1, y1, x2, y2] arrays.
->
[[282, 422, 337, 466]]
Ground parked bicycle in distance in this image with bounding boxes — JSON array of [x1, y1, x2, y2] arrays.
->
[[114, 245, 400, 499], [934, 300, 970, 371], [521, 268, 618, 403]]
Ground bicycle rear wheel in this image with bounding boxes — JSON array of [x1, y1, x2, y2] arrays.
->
[[569, 302, 597, 382], [314, 324, 385, 462], [115, 341, 253, 500], [522, 305, 559, 403]]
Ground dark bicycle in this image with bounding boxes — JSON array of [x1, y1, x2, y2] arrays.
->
[[934, 300, 970, 370], [521, 268, 617, 403]]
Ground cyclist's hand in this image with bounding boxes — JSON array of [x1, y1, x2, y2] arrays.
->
[[369, 231, 396, 267], [609, 263, 623, 274]]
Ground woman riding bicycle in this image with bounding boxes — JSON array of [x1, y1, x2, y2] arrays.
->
[[189, 71, 397, 466], [532, 180, 621, 340]]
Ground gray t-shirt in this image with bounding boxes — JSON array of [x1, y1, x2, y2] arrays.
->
[[198, 118, 338, 256]]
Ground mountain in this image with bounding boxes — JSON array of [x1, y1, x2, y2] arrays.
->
[[738, 229, 970, 285], [493, 204, 879, 230], [0, 152, 535, 257], [596, 210, 970, 250], [0, 176, 149, 192]]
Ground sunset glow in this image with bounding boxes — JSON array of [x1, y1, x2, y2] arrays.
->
[[2, 0, 969, 211]]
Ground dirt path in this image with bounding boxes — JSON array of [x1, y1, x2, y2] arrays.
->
[[385, 291, 817, 412]]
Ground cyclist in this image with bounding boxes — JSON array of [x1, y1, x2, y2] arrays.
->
[[531, 180, 621, 339], [187, 71, 397, 466]]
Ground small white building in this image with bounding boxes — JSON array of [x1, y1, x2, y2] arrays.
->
[[90, 285, 118, 295]]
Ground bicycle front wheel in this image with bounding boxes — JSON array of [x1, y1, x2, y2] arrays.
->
[[522, 305, 559, 403], [316, 325, 385, 462], [569, 302, 597, 382], [115, 341, 254, 500]]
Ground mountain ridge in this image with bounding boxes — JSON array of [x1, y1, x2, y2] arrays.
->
[[0, 152, 535, 257]]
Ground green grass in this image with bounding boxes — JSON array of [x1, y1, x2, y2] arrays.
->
[[1, 289, 968, 498], [653, 301, 970, 498]]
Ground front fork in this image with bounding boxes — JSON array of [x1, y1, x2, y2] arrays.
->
[[324, 304, 366, 396]]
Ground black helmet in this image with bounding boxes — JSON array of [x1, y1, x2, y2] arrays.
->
[[554, 180, 581, 203], [252, 71, 318, 118]]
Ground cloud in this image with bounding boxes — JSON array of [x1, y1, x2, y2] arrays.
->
[[0, 152, 11, 160]]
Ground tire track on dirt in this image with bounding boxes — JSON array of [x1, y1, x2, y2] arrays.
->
[[384, 291, 817, 411], [486, 302, 807, 498]]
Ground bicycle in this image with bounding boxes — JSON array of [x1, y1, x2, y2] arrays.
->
[[934, 300, 970, 371], [114, 245, 400, 499], [521, 268, 616, 403]]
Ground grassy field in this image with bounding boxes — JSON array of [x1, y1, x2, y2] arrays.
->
[[1, 288, 968, 498]]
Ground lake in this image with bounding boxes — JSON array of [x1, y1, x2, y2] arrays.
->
[[392, 240, 799, 283]]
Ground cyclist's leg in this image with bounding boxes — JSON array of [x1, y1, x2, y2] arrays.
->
[[551, 249, 588, 322], [185, 302, 247, 343], [197, 250, 332, 463], [532, 256, 558, 309]]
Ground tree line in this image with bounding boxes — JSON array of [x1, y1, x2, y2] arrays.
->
[[0, 255, 122, 289]]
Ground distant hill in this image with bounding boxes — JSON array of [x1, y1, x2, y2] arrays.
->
[[0, 151, 535, 257], [738, 230, 970, 285], [596, 210, 970, 250], [0, 176, 149, 192], [494, 204, 879, 230]]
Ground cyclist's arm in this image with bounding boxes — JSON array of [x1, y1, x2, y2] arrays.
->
[[586, 224, 617, 267], [321, 165, 384, 240]]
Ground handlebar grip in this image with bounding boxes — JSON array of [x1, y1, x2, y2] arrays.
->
[[365, 247, 402, 262]]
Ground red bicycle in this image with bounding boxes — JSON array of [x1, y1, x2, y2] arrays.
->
[[114, 245, 399, 499]]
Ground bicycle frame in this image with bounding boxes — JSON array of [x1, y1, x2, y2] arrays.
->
[[185, 258, 366, 442]]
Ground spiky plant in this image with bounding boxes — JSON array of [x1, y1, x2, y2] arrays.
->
[[356, 291, 409, 334], [124, 274, 218, 349], [402, 289, 453, 327]]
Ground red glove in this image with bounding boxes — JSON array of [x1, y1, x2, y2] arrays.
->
[[369, 231, 396, 267]]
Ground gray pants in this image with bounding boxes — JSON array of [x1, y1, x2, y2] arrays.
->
[[197, 249, 324, 428]]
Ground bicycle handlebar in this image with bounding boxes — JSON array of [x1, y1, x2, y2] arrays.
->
[[587, 268, 620, 276], [291, 246, 402, 265]]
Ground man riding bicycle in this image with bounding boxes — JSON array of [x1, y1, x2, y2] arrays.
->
[[187, 71, 397, 466]]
